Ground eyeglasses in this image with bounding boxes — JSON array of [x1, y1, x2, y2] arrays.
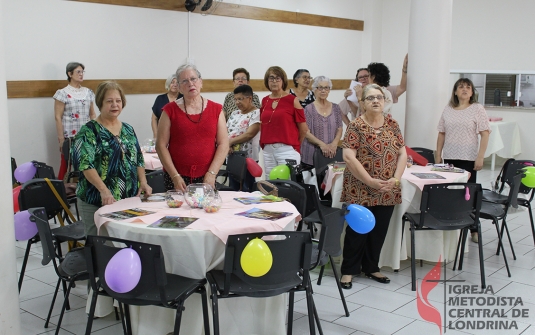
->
[[357, 74, 369, 81], [364, 95, 385, 101], [234, 77, 248, 81], [113, 135, 129, 159], [364, 95, 385, 102], [268, 76, 282, 82], [316, 86, 330, 92], [179, 77, 200, 86], [74, 70, 85, 75], [300, 75, 312, 80]]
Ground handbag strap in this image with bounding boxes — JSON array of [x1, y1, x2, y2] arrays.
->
[[256, 180, 278, 196], [44, 178, 76, 223]]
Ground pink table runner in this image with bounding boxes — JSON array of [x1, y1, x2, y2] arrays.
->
[[143, 152, 162, 170], [402, 165, 471, 190]]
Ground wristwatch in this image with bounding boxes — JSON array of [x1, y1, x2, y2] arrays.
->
[[207, 170, 217, 176], [393, 178, 400, 187]]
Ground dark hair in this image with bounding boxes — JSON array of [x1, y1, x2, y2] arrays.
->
[[95, 81, 127, 110], [66, 62, 84, 82], [367, 62, 390, 87], [232, 68, 250, 81], [355, 68, 369, 80], [233, 84, 253, 97], [449, 78, 478, 107], [264, 66, 288, 91], [292, 69, 310, 87]]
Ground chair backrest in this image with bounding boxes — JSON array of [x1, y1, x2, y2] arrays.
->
[[505, 172, 524, 209], [19, 179, 69, 220], [222, 231, 312, 296], [499, 159, 535, 196], [410, 147, 435, 164], [84, 235, 170, 305], [419, 183, 482, 229], [145, 170, 166, 193], [28, 207, 57, 267], [32, 161, 56, 179], [226, 151, 247, 189], [313, 147, 343, 174], [266, 179, 307, 217]]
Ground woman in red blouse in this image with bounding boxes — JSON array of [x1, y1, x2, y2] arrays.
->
[[259, 66, 308, 177], [340, 84, 407, 289]]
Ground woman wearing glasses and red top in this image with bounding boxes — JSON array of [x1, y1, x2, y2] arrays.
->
[[260, 66, 308, 177], [157, 64, 229, 191]]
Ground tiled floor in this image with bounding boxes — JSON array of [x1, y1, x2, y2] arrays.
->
[[16, 164, 535, 334]]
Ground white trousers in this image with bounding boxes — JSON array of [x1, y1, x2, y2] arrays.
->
[[263, 143, 301, 178]]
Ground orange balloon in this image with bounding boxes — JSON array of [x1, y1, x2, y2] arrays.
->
[[13, 185, 21, 213]]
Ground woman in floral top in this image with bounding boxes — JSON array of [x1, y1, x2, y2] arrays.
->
[[227, 85, 260, 191], [54, 62, 96, 179], [72, 81, 151, 236]]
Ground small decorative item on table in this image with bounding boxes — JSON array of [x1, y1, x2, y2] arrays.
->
[[143, 138, 156, 153], [165, 191, 184, 208], [184, 183, 215, 208], [203, 191, 222, 213], [406, 155, 413, 168]]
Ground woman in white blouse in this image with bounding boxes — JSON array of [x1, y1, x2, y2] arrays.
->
[[435, 78, 490, 242]]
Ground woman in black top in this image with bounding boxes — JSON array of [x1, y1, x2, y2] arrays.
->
[[151, 74, 183, 138]]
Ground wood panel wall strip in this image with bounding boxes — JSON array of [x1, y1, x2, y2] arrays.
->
[[69, 0, 364, 31], [7, 79, 351, 98]]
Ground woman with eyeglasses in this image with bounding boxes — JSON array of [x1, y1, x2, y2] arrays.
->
[[300, 76, 343, 170], [222, 68, 261, 120], [340, 84, 407, 289], [150, 74, 183, 139], [54, 62, 96, 180], [289, 69, 315, 108], [72, 81, 152, 236], [156, 64, 229, 191], [260, 66, 308, 177]]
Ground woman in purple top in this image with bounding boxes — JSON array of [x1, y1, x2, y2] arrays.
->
[[300, 76, 343, 169]]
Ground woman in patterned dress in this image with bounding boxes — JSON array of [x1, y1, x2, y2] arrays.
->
[[72, 81, 152, 236], [340, 84, 407, 289], [289, 69, 315, 108], [435, 78, 491, 242], [54, 62, 96, 179]]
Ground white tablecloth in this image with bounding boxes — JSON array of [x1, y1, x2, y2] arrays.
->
[[143, 152, 162, 170], [331, 165, 469, 269], [89, 191, 299, 335]]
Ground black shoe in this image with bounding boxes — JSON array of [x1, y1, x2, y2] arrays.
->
[[365, 273, 390, 284], [340, 276, 353, 290]]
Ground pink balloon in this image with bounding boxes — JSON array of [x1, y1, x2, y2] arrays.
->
[[105, 247, 142, 293], [14, 210, 38, 241], [14, 162, 37, 184], [246, 158, 263, 177]]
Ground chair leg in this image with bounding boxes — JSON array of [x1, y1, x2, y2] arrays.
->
[[452, 229, 464, 271], [526, 204, 535, 246], [209, 282, 220, 335], [457, 228, 469, 270], [329, 256, 350, 317], [502, 219, 516, 260], [85, 288, 99, 335], [55, 279, 75, 335], [287, 292, 295, 335], [311, 295, 323, 335], [493, 218, 511, 277], [411, 224, 416, 291], [60, 278, 71, 311], [476, 223, 486, 289], [124, 303, 133, 335], [316, 265, 325, 285], [118, 302, 128, 335], [305, 288, 317, 335], [199, 287, 211, 335], [18, 239, 34, 292], [114, 305, 120, 320], [172, 300, 185, 335], [45, 278, 62, 328]]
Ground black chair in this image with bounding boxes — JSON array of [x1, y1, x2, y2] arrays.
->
[[402, 183, 484, 291], [410, 147, 435, 164], [485, 159, 535, 250], [145, 170, 166, 193], [84, 235, 210, 335], [206, 231, 320, 335], [477, 172, 525, 277], [301, 184, 350, 317], [263, 179, 308, 231], [28, 207, 89, 335], [11, 157, 18, 187], [216, 151, 247, 191], [17, 179, 86, 292], [313, 147, 343, 202]]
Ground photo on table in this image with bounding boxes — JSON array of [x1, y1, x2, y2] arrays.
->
[[100, 208, 156, 220], [235, 207, 293, 221], [234, 195, 284, 205], [140, 193, 167, 202], [411, 173, 447, 179], [149, 216, 199, 229]]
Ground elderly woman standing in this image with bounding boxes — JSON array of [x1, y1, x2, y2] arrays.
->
[[260, 66, 308, 177], [289, 69, 315, 108], [156, 64, 229, 191], [300, 76, 343, 170], [435, 78, 490, 243], [151, 74, 183, 138], [340, 84, 407, 289], [222, 68, 261, 120], [54, 62, 96, 180], [72, 81, 151, 236]]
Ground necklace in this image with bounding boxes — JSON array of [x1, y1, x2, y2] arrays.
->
[[262, 94, 282, 124], [183, 96, 204, 124]]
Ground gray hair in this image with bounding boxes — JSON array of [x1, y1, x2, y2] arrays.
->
[[361, 84, 385, 101], [311, 76, 332, 90], [66, 62, 84, 82], [165, 74, 177, 91], [175, 64, 202, 81]]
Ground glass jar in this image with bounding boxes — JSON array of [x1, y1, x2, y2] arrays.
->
[[203, 191, 222, 213], [184, 183, 215, 208], [165, 191, 184, 208]]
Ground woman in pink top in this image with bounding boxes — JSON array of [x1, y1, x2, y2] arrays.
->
[[435, 78, 491, 242]]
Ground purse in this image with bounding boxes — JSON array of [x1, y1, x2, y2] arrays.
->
[[256, 180, 278, 196]]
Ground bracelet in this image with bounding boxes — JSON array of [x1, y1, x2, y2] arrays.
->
[[393, 178, 400, 187], [171, 173, 181, 180], [207, 170, 217, 176]]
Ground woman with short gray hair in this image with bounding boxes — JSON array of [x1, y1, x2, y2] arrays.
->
[[151, 74, 183, 138]]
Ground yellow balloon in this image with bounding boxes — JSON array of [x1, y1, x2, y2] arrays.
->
[[240, 238, 273, 277]]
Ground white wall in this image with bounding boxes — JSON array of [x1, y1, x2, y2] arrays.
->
[[1, 0, 363, 171]]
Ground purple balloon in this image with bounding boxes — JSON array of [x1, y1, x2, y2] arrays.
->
[[105, 247, 142, 293], [345, 204, 375, 234], [14, 210, 38, 241], [14, 162, 37, 184]]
